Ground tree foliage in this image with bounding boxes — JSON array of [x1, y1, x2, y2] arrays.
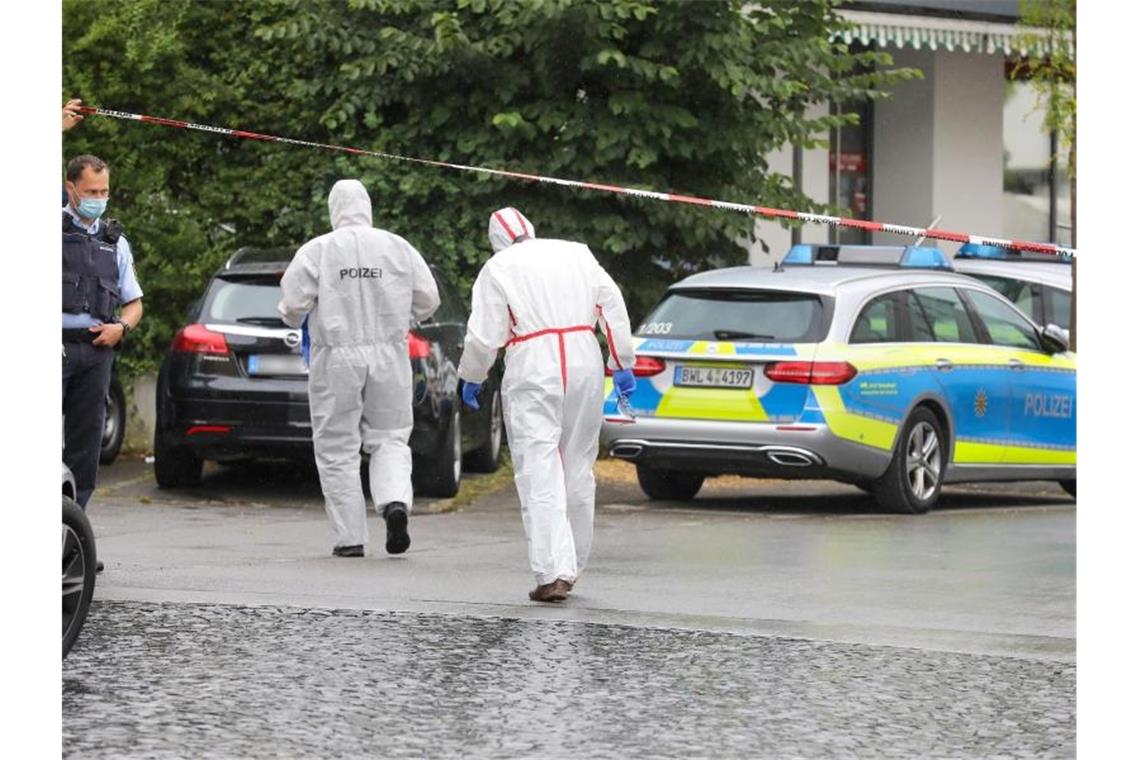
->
[[63, 0, 914, 376]]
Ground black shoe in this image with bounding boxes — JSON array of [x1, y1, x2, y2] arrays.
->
[[96, 560, 104, 574], [383, 502, 410, 555], [332, 545, 364, 558]]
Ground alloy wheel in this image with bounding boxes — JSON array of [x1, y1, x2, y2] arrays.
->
[[62, 524, 87, 636], [905, 421, 942, 501]]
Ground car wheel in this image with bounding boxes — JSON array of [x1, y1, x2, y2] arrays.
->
[[1059, 479, 1076, 499], [153, 424, 203, 489], [636, 465, 705, 501], [463, 388, 503, 474], [63, 495, 96, 659], [415, 404, 462, 498], [99, 374, 127, 465], [873, 407, 946, 514]]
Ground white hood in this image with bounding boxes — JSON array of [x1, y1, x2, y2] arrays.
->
[[328, 179, 373, 230], [487, 207, 535, 253]]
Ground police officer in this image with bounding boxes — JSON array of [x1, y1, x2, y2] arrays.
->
[[63, 154, 144, 510]]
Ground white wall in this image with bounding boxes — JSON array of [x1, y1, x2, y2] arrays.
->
[[871, 47, 1005, 255], [930, 49, 1004, 253], [872, 47, 937, 246]]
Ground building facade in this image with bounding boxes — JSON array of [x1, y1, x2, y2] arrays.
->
[[750, 0, 1074, 264]]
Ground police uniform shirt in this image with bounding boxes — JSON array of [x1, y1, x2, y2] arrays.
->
[[62, 205, 144, 328]]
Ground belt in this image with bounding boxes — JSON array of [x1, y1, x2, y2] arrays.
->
[[505, 324, 595, 389], [62, 328, 97, 343], [505, 324, 595, 347]]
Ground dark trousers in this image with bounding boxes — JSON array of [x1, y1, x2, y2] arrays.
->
[[63, 340, 114, 508]]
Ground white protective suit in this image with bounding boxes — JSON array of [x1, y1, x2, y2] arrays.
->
[[278, 179, 440, 549], [458, 208, 636, 585]]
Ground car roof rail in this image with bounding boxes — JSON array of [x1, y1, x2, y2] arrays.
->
[[955, 242, 1072, 264], [224, 246, 296, 270], [782, 244, 953, 270]]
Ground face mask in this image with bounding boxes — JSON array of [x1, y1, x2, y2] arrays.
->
[[76, 197, 108, 220]]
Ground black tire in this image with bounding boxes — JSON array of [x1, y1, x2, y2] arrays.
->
[[873, 406, 946, 514], [414, 404, 462, 498], [99, 373, 127, 465], [636, 465, 705, 501], [463, 387, 503, 474], [1059, 479, 1076, 498], [153, 424, 203, 489], [63, 496, 97, 659]]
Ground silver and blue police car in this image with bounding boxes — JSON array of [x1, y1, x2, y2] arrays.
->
[[600, 244, 1076, 513], [951, 243, 1073, 341]]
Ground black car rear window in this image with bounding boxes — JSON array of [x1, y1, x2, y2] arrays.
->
[[637, 289, 829, 342], [202, 277, 285, 326]]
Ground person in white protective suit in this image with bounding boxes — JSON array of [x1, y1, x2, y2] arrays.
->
[[458, 207, 637, 602], [278, 179, 440, 558]]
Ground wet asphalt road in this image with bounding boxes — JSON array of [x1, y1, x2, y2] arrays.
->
[[63, 458, 1076, 757], [64, 601, 1073, 759]]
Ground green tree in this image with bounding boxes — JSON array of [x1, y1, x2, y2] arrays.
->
[[1013, 0, 1076, 348], [64, 0, 914, 376]]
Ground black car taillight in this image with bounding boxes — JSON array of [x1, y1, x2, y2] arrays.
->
[[172, 324, 240, 377], [172, 324, 229, 354]]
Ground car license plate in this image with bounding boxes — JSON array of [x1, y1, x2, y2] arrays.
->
[[247, 354, 307, 377], [674, 365, 754, 389]]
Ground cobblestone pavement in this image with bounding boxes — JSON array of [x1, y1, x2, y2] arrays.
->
[[63, 601, 1074, 759]]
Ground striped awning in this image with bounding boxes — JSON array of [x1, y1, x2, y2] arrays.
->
[[836, 10, 1074, 57]]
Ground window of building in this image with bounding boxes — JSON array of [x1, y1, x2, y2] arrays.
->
[[829, 97, 872, 245]]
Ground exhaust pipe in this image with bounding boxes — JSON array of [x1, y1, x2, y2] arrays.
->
[[765, 448, 821, 467], [610, 443, 644, 460]]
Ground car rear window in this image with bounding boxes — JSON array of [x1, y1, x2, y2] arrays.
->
[[203, 277, 286, 326], [637, 289, 829, 342]]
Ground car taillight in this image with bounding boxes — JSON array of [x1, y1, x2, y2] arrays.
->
[[408, 331, 431, 359], [171, 324, 229, 354], [605, 355, 666, 377], [764, 361, 858, 385]]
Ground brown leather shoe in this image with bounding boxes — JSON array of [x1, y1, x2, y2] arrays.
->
[[528, 580, 569, 603]]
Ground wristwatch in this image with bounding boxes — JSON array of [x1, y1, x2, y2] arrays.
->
[[116, 318, 131, 337]]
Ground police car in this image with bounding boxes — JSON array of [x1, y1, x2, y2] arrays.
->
[[600, 244, 1076, 513], [952, 243, 1073, 341]]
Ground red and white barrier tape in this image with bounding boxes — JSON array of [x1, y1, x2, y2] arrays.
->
[[77, 105, 1076, 258]]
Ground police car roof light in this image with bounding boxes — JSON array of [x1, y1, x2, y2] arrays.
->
[[783, 244, 816, 265], [781, 244, 951, 270], [956, 243, 1006, 259], [955, 242, 1072, 264], [899, 246, 952, 270]]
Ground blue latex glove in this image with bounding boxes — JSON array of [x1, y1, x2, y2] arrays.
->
[[461, 380, 482, 410], [301, 316, 311, 368], [613, 368, 636, 398]]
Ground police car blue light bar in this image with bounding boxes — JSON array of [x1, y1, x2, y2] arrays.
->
[[782, 244, 952, 270], [956, 242, 1073, 263]]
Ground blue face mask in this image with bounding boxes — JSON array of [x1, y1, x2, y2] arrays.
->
[[76, 197, 108, 220]]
